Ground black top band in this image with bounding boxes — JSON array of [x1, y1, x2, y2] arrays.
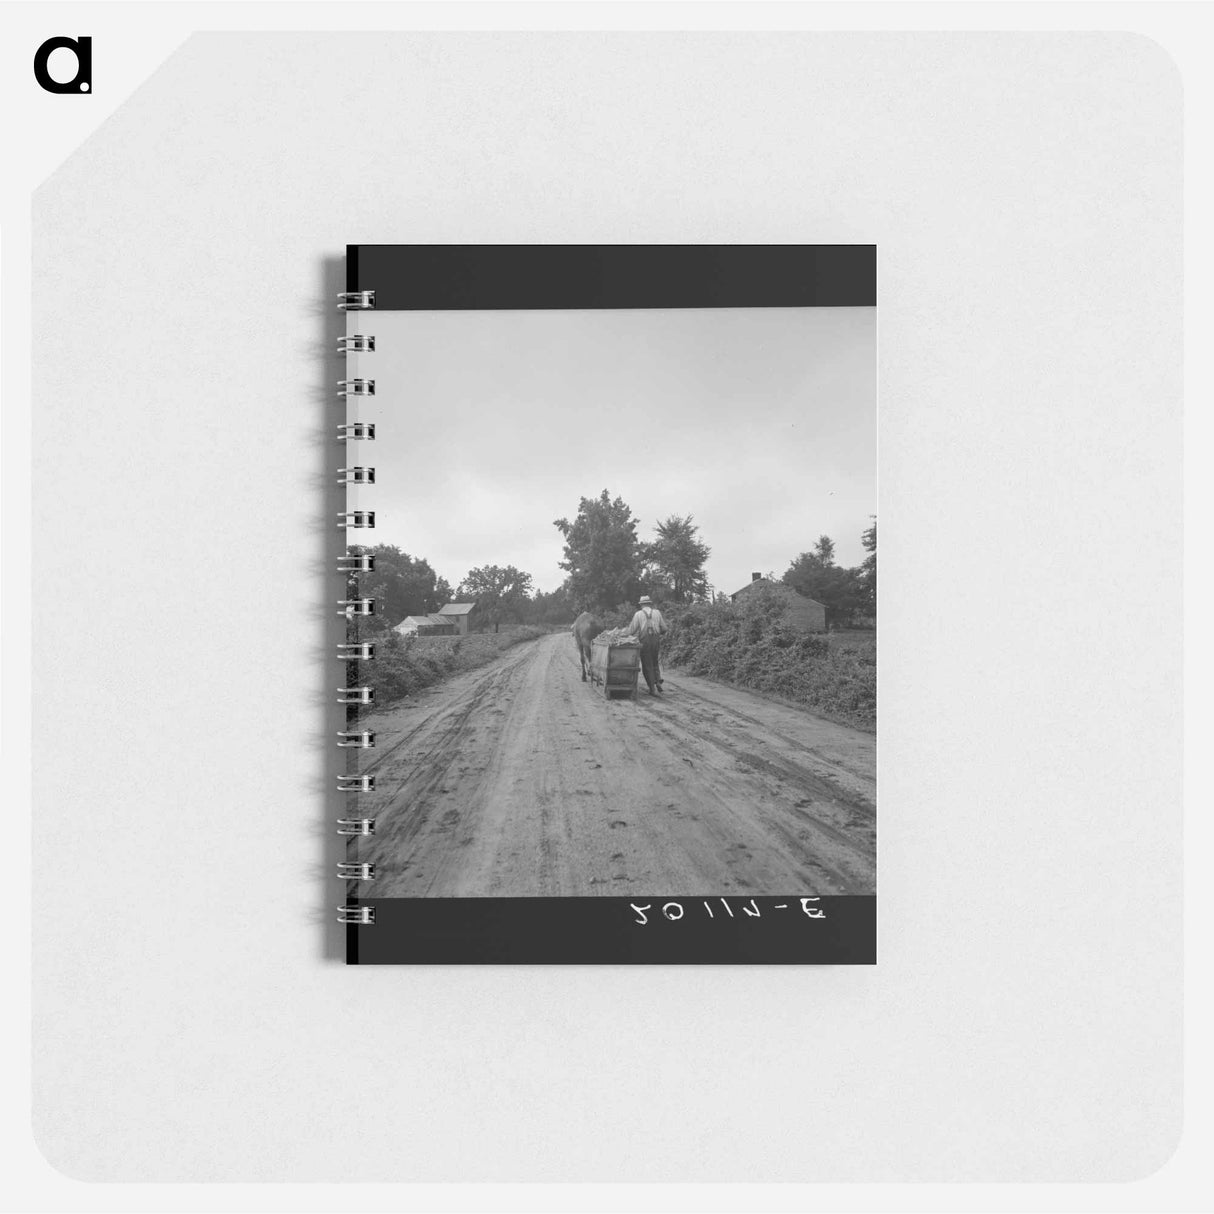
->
[[347, 244, 876, 310]]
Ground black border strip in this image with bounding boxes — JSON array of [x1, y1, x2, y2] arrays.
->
[[348, 897, 875, 965], [348, 245, 876, 310]]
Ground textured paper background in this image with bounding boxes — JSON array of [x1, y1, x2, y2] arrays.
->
[[31, 32, 1181, 1181]]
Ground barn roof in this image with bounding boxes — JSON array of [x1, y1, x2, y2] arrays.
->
[[438, 602, 477, 615], [731, 577, 826, 609], [396, 613, 451, 628]]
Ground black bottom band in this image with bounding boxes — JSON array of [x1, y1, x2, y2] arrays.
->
[[347, 896, 875, 964]]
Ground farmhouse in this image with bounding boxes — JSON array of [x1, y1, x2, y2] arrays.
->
[[436, 602, 478, 636], [730, 573, 827, 632], [394, 614, 457, 638], [393, 601, 480, 638]]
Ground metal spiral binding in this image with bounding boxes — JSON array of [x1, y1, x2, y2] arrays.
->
[[338, 287, 376, 931]]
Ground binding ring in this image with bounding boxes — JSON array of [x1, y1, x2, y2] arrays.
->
[[338, 862, 376, 881], [337, 553, 375, 574], [338, 467, 375, 485], [338, 598, 375, 616], [337, 422, 375, 442], [338, 511, 375, 529], [338, 334, 375, 353], [337, 731, 376, 749], [337, 774, 376, 792], [337, 687, 374, 705], [337, 291, 375, 310], [338, 379, 375, 397], [337, 905, 375, 924], [337, 641, 376, 660], [337, 817, 376, 835]]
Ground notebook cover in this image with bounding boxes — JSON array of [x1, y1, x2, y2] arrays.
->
[[340, 245, 876, 963]]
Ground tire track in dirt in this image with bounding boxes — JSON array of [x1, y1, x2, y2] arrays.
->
[[357, 645, 539, 891], [639, 710, 871, 881], [359, 641, 537, 778], [622, 688, 872, 893], [356, 632, 876, 896], [666, 681, 876, 816]]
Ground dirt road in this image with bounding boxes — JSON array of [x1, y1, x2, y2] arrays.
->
[[356, 632, 875, 896]]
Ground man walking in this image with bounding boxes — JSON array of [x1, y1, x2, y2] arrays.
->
[[627, 595, 668, 695]]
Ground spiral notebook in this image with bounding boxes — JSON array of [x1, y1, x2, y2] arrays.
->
[[336, 245, 877, 964]]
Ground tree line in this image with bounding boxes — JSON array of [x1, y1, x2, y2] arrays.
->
[[353, 489, 875, 633], [780, 520, 876, 627]]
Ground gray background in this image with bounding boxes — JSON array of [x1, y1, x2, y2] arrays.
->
[[32, 32, 1181, 1181]]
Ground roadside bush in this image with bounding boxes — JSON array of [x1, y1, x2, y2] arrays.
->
[[598, 602, 637, 630], [360, 625, 544, 706], [664, 589, 875, 731]]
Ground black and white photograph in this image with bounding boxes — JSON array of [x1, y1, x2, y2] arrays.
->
[[341, 248, 876, 927]]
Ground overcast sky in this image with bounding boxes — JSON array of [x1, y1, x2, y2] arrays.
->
[[359, 306, 875, 596]]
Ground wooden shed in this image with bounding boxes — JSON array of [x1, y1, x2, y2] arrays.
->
[[394, 613, 457, 638], [730, 573, 827, 632], [437, 602, 478, 636]]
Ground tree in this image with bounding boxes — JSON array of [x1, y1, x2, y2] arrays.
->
[[859, 516, 876, 613], [524, 583, 574, 627], [783, 536, 866, 628], [554, 490, 643, 611], [358, 545, 451, 627], [459, 564, 533, 633], [644, 514, 711, 604]]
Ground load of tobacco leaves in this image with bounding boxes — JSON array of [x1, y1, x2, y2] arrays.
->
[[593, 627, 639, 645]]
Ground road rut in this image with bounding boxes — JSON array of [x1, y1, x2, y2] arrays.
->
[[356, 632, 875, 895]]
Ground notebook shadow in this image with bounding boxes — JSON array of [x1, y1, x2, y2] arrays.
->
[[319, 252, 350, 962]]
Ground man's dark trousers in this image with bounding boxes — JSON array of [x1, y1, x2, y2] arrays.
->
[[639, 636, 662, 693]]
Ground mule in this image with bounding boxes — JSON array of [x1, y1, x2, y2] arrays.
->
[[571, 611, 602, 682]]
